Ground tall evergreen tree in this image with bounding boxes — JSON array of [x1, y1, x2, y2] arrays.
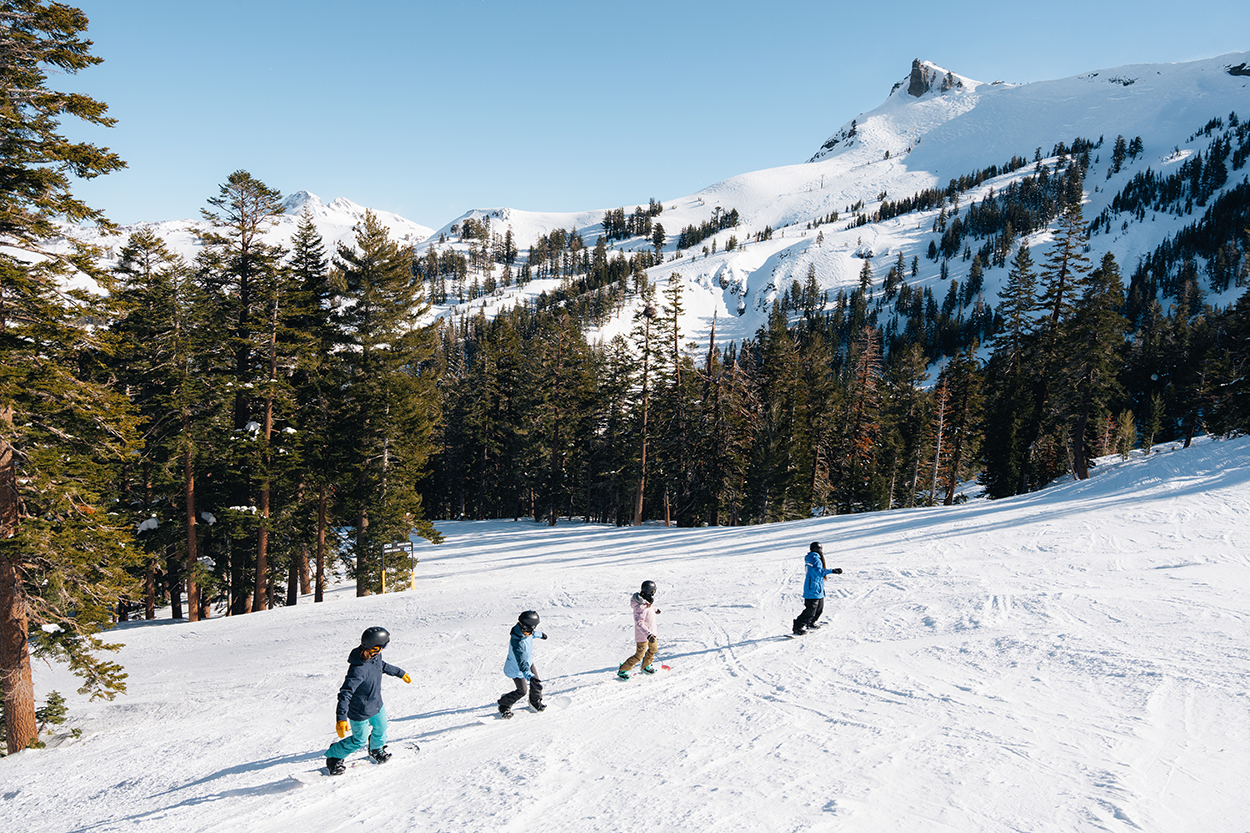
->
[[0, 0, 137, 755], [981, 243, 1038, 498], [937, 346, 984, 504], [194, 171, 287, 614], [1021, 195, 1093, 490], [109, 230, 208, 621], [334, 211, 441, 594], [630, 284, 660, 526], [1062, 252, 1128, 479], [285, 209, 338, 602]]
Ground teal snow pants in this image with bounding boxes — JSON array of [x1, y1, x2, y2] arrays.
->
[[326, 707, 388, 758]]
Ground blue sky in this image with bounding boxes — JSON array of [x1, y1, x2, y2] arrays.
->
[[64, 0, 1248, 228]]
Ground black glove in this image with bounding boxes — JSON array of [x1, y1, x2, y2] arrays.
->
[[541, 633, 548, 639], [647, 634, 656, 644], [832, 567, 843, 574]]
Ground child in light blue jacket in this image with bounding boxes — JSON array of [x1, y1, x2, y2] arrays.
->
[[498, 610, 547, 717]]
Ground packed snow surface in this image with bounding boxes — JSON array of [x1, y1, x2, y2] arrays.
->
[[4, 437, 1249, 831]]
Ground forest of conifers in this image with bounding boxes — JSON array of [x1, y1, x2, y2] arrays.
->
[[3, 2, 1250, 757]]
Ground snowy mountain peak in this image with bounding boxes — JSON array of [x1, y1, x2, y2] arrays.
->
[[327, 196, 367, 215], [902, 58, 975, 98], [280, 190, 324, 215], [809, 59, 982, 162]]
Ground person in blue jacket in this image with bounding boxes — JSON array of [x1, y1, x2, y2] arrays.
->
[[325, 626, 410, 775], [498, 610, 547, 718], [792, 542, 842, 635]]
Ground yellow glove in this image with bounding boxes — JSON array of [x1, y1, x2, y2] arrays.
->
[[336, 720, 349, 739], [402, 673, 412, 684]]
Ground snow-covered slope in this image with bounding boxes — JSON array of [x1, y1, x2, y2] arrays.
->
[[5, 436, 1249, 832], [56, 52, 1250, 351], [421, 52, 1250, 351], [62, 190, 435, 274]]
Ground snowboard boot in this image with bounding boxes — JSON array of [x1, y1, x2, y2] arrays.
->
[[617, 668, 630, 680], [368, 746, 391, 764], [806, 622, 822, 630], [498, 703, 513, 719], [530, 701, 547, 712], [641, 665, 657, 675], [791, 627, 807, 636], [326, 757, 346, 776]]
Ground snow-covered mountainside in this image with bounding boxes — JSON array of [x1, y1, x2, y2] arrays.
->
[[62, 190, 434, 273], [5, 435, 1248, 832], [59, 52, 1249, 351], [419, 52, 1250, 350]]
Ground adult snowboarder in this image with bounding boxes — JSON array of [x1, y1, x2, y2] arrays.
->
[[792, 542, 841, 636], [617, 580, 660, 679], [325, 626, 411, 775], [498, 610, 548, 718]]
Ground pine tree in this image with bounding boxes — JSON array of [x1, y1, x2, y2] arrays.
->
[[653, 273, 698, 525], [194, 171, 287, 614], [879, 343, 931, 508], [285, 210, 338, 601], [833, 327, 884, 513], [109, 230, 209, 621], [858, 257, 873, 292], [533, 312, 592, 525], [981, 242, 1038, 498], [937, 346, 983, 504], [1062, 252, 1128, 478], [334, 211, 442, 594], [630, 284, 660, 525], [1, 0, 139, 756], [1020, 195, 1093, 490]]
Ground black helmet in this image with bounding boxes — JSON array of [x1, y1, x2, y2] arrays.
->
[[360, 626, 390, 649], [639, 580, 657, 602], [810, 541, 822, 554], [518, 610, 540, 631]]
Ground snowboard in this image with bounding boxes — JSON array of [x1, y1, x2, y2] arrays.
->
[[480, 694, 572, 722], [289, 743, 419, 784], [616, 663, 671, 680], [290, 760, 366, 784]]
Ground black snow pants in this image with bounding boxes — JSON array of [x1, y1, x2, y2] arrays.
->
[[793, 598, 824, 633], [499, 668, 544, 711]]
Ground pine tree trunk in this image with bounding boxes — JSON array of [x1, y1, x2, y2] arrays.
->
[[298, 545, 312, 596], [0, 554, 37, 756], [166, 543, 183, 620], [286, 558, 298, 606], [253, 297, 279, 613], [356, 510, 369, 597], [0, 422, 37, 754], [315, 486, 327, 603], [183, 421, 200, 622], [633, 315, 652, 526], [145, 557, 157, 620]]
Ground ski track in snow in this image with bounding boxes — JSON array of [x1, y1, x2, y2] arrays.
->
[[4, 438, 1250, 832]]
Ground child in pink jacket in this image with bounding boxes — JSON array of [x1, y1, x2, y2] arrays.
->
[[617, 580, 660, 680]]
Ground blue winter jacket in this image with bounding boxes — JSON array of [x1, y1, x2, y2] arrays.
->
[[803, 550, 837, 599], [335, 646, 407, 721], [503, 623, 545, 680]]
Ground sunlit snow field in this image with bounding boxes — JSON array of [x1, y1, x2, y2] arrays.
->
[[4, 437, 1249, 832]]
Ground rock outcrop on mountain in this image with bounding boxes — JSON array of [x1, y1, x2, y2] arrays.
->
[[907, 58, 934, 97]]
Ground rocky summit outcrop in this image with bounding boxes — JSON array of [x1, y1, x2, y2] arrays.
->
[[908, 58, 934, 97]]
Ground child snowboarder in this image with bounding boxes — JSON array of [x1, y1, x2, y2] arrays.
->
[[617, 580, 660, 679], [325, 626, 411, 775], [792, 542, 841, 636], [498, 610, 547, 718]]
